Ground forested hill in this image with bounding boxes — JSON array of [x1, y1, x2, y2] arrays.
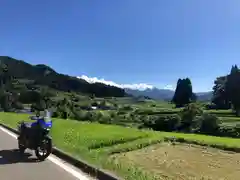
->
[[0, 56, 125, 97]]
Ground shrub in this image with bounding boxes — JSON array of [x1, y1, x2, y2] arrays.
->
[[78, 111, 103, 122], [234, 124, 240, 137], [69, 109, 83, 120], [217, 124, 240, 138], [117, 110, 126, 115], [99, 100, 107, 108], [134, 109, 154, 115], [91, 101, 98, 106], [52, 100, 70, 119], [205, 103, 217, 110], [141, 114, 181, 132], [217, 125, 240, 138], [113, 103, 118, 108], [154, 114, 181, 132], [109, 111, 117, 118], [128, 113, 141, 123], [84, 111, 94, 121], [71, 111, 88, 121], [0, 92, 15, 112], [198, 113, 221, 134], [179, 103, 203, 132], [30, 103, 36, 112], [99, 114, 112, 124], [12, 101, 24, 110], [52, 110, 60, 118], [18, 90, 41, 104], [59, 111, 68, 119], [141, 115, 156, 129], [119, 105, 133, 111], [134, 108, 176, 115]]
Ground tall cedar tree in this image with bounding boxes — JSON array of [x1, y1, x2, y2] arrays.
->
[[172, 78, 194, 107], [211, 75, 231, 109], [225, 65, 240, 116]]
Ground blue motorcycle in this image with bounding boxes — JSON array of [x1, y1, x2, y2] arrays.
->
[[17, 110, 53, 161]]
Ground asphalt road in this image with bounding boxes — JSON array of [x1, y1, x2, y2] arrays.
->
[[0, 126, 94, 180]]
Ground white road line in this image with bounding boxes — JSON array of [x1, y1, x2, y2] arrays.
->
[[0, 126, 91, 180]]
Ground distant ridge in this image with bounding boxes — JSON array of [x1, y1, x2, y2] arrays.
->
[[125, 88, 213, 101]]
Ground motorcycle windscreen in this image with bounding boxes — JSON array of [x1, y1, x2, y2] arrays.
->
[[44, 110, 52, 128]]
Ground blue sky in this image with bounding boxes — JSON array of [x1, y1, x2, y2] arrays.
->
[[0, 0, 240, 92]]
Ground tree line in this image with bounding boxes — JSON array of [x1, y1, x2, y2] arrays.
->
[[171, 64, 240, 116]]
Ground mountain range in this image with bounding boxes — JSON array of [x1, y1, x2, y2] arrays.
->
[[0, 56, 125, 97], [0, 56, 213, 102], [125, 88, 213, 102]]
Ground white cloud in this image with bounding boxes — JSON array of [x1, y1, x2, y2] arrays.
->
[[163, 84, 175, 90], [77, 75, 154, 90]]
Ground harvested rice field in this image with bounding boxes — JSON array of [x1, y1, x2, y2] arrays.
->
[[112, 143, 240, 180]]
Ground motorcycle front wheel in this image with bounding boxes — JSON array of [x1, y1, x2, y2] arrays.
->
[[35, 138, 52, 161]]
